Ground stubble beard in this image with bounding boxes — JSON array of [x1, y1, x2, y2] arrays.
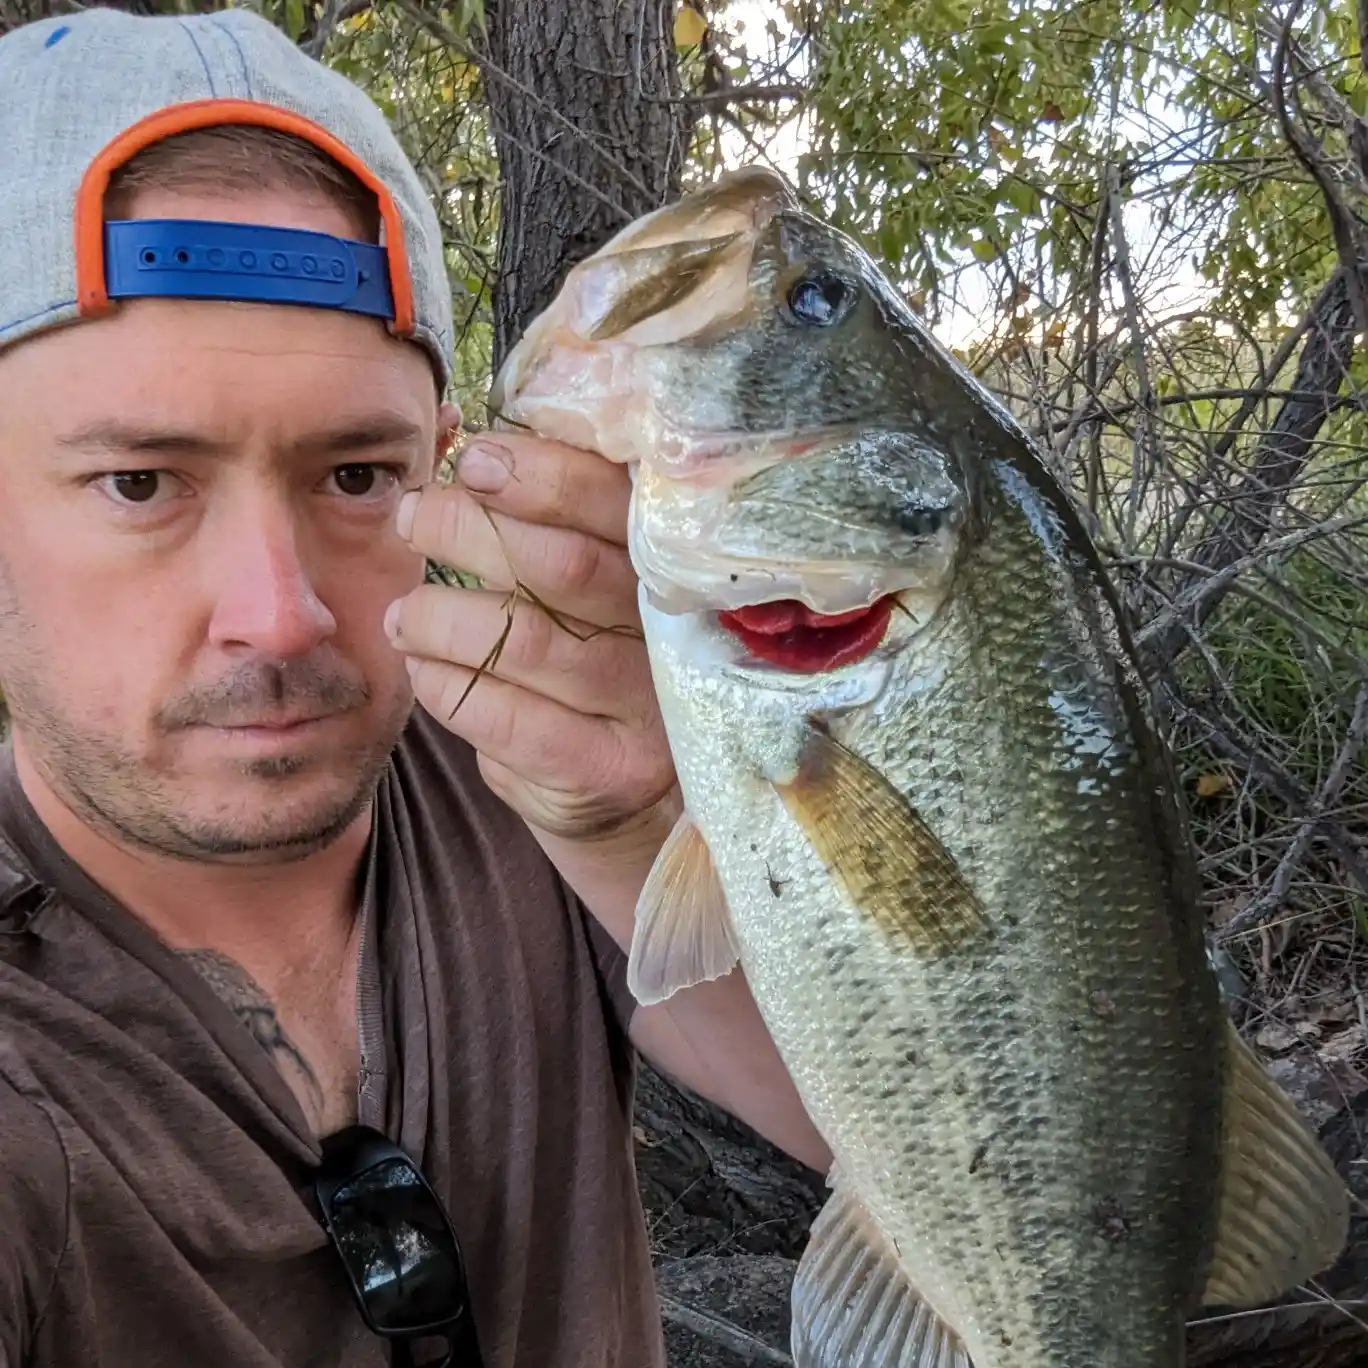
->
[[11, 684, 414, 864], [0, 587, 412, 863]]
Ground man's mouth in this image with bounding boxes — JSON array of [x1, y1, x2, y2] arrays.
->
[[716, 597, 896, 673], [200, 712, 338, 732]]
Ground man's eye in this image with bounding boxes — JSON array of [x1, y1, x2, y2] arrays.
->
[[332, 464, 395, 497], [103, 471, 165, 504]]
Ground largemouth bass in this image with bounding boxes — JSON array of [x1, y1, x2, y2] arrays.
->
[[489, 167, 1349, 1368]]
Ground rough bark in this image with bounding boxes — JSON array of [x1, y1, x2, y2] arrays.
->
[[477, 0, 698, 375]]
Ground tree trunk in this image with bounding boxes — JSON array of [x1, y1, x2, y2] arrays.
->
[[478, 0, 697, 376]]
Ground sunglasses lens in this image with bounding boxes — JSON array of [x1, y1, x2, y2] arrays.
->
[[328, 1157, 465, 1332]]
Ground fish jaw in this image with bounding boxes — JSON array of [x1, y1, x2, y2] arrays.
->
[[627, 443, 966, 620]]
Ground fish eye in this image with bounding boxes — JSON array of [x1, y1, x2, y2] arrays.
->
[[786, 271, 854, 327]]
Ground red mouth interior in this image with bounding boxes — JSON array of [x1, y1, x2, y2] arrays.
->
[[716, 597, 895, 673]]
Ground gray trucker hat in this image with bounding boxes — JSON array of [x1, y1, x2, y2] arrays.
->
[[0, 6, 454, 387]]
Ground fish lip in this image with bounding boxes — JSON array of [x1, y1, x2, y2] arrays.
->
[[703, 593, 907, 681]]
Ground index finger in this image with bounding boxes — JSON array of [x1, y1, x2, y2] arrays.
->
[[451, 431, 632, 546]]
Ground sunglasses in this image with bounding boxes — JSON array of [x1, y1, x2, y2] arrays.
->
[[314, 1125, 485, 1368]]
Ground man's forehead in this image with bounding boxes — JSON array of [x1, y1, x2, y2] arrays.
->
[[0, 303, 436, 470], [0, 280, 436, 390]]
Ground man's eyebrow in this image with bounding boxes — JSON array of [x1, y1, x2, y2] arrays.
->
[[56, 423, 226, 456], [287, 417, 426, 457], [54, 416, 426, 458]]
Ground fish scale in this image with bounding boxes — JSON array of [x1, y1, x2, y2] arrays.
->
[[641, 480, 1221, 1368], [491, 163, 1350, 1368]]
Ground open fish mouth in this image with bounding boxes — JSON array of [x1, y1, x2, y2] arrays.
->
[[715, 595, 898, 673]]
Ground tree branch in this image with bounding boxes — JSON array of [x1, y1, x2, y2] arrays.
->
[[1272, 0, 1368, 343], [1106, 163, 1160, 545], [1135, 511, 1367, 660], [1140, 270, 1355, 673], [668, 81, 806, 109], [1219, 677, 1368, 937], [1170, 695, 1368, 899]]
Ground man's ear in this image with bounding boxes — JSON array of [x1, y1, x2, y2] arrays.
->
[[434, 400, 463, 473]]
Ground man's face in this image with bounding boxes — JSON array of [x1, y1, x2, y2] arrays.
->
[[0, 185, 449, 863]]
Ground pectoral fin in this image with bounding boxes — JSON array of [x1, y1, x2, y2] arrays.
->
[[792, 1166, 971, 1368], [1197, 1019, 1350, 1309], [775, 725, 991, 956], [626, 812, 740, 1006]]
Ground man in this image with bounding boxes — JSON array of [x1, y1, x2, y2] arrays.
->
[[0, 9, 829, 1368]]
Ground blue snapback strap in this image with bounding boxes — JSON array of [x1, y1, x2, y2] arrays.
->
[[103, 219, 395, 321]]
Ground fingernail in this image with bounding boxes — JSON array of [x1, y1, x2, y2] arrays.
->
[[457, 441, 511, 494], [383, 599, 402, 639], [397, 490, 419, 541]]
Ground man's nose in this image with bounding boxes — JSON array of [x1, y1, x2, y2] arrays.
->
[[205, 503, 337, 659]]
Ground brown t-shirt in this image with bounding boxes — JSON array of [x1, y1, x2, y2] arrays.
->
[[0, 704, 665, 1368]]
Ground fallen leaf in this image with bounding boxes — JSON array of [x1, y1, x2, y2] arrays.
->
[[1309, 998, 1356, 1024], [674, 4, 708, 47], [1195, 771, 1231, 797], [1255, 1021, 1299, 1053], [1265, 1052, 1368, 1130], [1318, 1028, 1364, 1064], [1210, 894, 1249, 927]]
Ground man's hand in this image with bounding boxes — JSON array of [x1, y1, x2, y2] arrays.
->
[[386, 432, 678, 845], [387, 430, 832, 1176]]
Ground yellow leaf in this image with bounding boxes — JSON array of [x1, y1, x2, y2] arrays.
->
[[674, 4, 708, 47], [1195, 772, 1231, 798]]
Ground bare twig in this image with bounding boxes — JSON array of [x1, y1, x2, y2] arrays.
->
[[1172, 698, 1368, 897], [1106, 163, 1160, 544], [1271, 0, 1368, 343], [665, 81, 806, 109], [1135, 513, 1368, 657], [1222, 679, 1368, 935], [1140, 273, 1356, 672], [656, 1293, 794, 1366]]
